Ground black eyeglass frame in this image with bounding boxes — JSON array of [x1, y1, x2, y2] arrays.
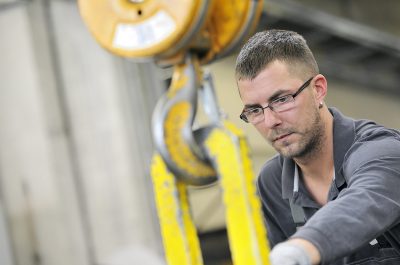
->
[[240, 76, 314, 123]]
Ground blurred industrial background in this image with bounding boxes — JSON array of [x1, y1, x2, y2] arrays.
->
[[0, 0, 400, 265]]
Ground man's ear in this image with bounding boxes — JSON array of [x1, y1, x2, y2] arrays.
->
[[313, 74, 328, 103]]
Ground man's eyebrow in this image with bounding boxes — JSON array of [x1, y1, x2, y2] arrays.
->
[[243, 103, 262, 109], [268, 89, 290, 101]]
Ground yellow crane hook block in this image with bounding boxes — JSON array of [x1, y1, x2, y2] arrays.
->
[[78, 0, 263, 65], [78, 0, 270, 264]]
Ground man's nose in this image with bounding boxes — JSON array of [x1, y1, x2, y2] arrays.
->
[[262, 108, 282, 128]]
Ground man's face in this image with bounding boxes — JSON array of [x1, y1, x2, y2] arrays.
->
[[237, 61, 324, 159]]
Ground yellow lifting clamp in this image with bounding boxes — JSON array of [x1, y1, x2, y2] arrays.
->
[[150, 57, 271, 264], [78, 0, 270, 264]]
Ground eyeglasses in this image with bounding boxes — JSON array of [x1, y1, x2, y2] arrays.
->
[[240, 77, 314, 124]]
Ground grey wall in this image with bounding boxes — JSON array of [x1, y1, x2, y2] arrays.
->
[[0, 1, 166, 264]]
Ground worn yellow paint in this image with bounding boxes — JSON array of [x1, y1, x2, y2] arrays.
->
[[225, 121, 271, 264], [151, 153, 203, 265], [202, 0, 249, 59], [200, 0, 263, 63], [81, 0, 269, 263], [164, 102, 215, 177], [167, 56, 203, 99], [167, 64, 189, 99], [78, 0, 206, 59], [152, 122, 270, 265], [204, 126, 271, 265]]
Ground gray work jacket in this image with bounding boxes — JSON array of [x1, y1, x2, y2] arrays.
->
[[257, 108, 400, 265]]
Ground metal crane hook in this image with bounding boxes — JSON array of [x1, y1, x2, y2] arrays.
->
[[152, 55, 218, 185]]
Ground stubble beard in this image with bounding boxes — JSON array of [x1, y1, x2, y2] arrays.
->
[[275, 110, 325, 160]]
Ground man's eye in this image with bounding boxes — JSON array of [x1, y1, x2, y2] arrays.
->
[[246, 108, 262, 115], [274, 96, 291, 104]]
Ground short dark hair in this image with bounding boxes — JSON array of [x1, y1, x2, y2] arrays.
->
[[235, 29, 319, 81]]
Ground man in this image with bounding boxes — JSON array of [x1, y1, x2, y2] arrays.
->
[[235, 29, 400, 265]]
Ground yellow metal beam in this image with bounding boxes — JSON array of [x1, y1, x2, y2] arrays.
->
[[203, 123, 271, 265], [151, 154, 203, 265]]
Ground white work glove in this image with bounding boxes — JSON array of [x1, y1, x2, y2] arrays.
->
[[270, 242, 312, 265]]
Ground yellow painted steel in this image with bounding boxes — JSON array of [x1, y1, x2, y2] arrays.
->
[[200, 0, 264, 63], [225, 121, 271, 264], [166, 56, 202, 99], [78, 0, 209, 59], [152, 123, 271, 265], [150, 41, 271, 264], [166, 63, 190, 99], [79, 0, 270, 263], [164, 102, 215, 177], [156, 56, 217, 183], [151, 153, 203, 265], [78, 0, 263, 64], [203, 123, 271, 265]]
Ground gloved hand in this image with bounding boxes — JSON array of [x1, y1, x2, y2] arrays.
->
[[269, 241, 312, 265]]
